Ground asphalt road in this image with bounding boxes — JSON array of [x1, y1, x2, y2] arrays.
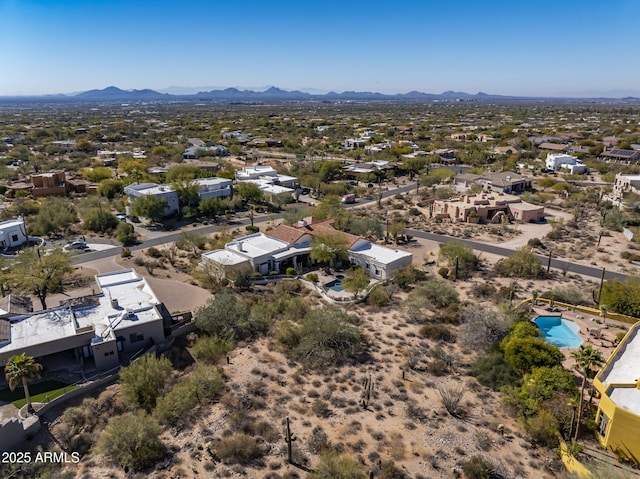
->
[[73, 181, 627, 282]]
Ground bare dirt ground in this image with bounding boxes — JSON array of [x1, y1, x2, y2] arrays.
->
[[9, 192, 639, 478]]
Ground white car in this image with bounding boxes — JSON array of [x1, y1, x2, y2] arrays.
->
[[64, 241, 89, 251]]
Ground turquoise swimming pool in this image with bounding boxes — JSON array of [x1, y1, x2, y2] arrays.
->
[[324, 278, 344, 292], [534, 315, 584, 349]]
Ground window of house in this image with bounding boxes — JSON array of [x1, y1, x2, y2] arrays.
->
[[11, 234, 18, 242], [597, 412, 610, 438], [129, 332, 144, 343]]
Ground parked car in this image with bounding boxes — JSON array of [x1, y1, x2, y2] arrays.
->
[[116, 213, 127, 221], [64, 241, 88, 251], [341, 194, 356, 204], [300, 187, 311, 195]]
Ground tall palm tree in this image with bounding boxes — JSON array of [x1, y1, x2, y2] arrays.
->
[[570, 344, 604, 441], [5, 353, 43, 414]]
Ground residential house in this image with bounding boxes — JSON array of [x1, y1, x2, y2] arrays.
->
[[124, 183, 180, 217], [593, 322, 640, 464], [125, 177, 233, 217], [193, 177, 233, 200], [343, 138, 367, 150], [612, 174, 640, 204], [246, 138, 282, 148], [538, 142, 568, 153], [0, 270, 169, 370], [476, 171, 532, 194], [201, 217, 413, 281], [0, 217, 28, 250], [432, 193, 544, 223], [235, 165, 297, 200], [600, 149, 640, 163], [31, 171, 68, 198], [182, 145, 228, 160], [545, 153, 587, 174]]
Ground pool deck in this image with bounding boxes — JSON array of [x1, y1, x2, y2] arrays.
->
[[532, 306, 630, 365]]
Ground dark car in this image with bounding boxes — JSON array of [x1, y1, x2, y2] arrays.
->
[[300, 187, 311, 195]]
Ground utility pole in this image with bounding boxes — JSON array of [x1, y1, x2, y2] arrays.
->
[[597, 267, 606, 305], [546, 250, 552, 274]]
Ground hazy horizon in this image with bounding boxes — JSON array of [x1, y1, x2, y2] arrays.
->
[[1, 0, 639, 98]]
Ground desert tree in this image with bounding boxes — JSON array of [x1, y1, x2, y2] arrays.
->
[[12, 247, 73, 310], [341, 267, 370, 299]]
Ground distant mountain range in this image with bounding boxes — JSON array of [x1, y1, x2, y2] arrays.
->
[[1, 85, 639, 103]]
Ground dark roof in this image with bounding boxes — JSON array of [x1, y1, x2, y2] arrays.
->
[[602, 149, 638, 158], [0, 295, 33, 317]]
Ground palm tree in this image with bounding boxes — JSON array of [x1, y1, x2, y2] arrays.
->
[[570, 345, 604, 441], [5, 353, 43, 414]]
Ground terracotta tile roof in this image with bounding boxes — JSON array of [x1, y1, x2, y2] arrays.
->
[[538, 142, 567, 151], [266, 224, 308, 244], [266, 217, 361, 248]]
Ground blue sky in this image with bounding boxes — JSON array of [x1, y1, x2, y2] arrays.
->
[[1, 0, 638, 97]]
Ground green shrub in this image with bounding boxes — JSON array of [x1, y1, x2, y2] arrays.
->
[[215, 433, 265, 465], [470, 352, 520, 390], [459, 455, 496, 479], [438, 267, 449, 279], [419, 324, 456, 343], [285, 267, 296, 276], [97, 412, 166, 471], [366, 285, 391, 307], [245, 225, 260, 234], [116, 222, 136, 245], [146, 246, 163, 258], [154, 365, 224, 426], [494, 247, 544, 278], [119, 354, 173, 412], [306, 273, 319, 283], [525, 409, 560, 448], [191, 335, 235, 363], [120, 247, 132, 258], [308, 449, 366, 479]]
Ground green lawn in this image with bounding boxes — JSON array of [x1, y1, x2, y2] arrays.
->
[[0, 380, 78, 408]]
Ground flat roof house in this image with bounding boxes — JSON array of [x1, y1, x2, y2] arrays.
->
[[0, 270, 168, 371], [432, 193, 544, 224], [594, 322, 640, 464], [193, 177, 233, 200], [612, 174, 640, 204], [124, 183, 180, 217], [545, 153, 587, 174], [0, 217, 28, 251]]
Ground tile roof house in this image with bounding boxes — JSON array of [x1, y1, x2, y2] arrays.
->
[[600, 149, 640, 162], [201, 217, 412, 280]]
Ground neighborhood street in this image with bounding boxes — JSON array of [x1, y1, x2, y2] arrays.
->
[[71, 181, 627, 283]]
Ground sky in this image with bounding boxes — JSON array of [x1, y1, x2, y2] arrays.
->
[[1, 0, 639, 97]]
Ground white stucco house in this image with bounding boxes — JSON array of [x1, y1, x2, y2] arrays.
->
[[125, 177, 233, 217], [0, 217, 28, 250], [0, 270, 169, 371], [545, 153, 587, 174], [201, 217, 412, 280], [125, 183, 180, 217]]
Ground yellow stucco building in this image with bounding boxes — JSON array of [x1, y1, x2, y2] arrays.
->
[[593, 322, 640, 464]]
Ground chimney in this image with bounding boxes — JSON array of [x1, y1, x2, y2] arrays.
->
[[111, 298, 119, 309]]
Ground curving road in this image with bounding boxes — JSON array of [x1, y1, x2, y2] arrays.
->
[[72, 182, 627, 282]]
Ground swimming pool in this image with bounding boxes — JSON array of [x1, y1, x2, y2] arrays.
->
[[324, 279, 344, 292], [534, 315, 584, 349]]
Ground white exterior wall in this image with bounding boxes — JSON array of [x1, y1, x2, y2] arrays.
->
[[0, 219, 28, 249]]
